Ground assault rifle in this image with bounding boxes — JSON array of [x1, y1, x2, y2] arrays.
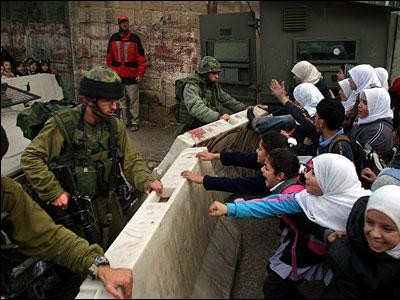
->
[[51, 165, 100, 245]]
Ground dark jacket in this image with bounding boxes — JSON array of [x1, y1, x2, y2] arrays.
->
[[203, 151, 270, 196], [322, 196, 400, 299], [349, 117, 393, 152], [283, 101, 354, 160]]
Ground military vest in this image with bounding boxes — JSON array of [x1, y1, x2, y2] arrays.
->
[[178, 74, 222, 126], [49, 107, 121, 197]]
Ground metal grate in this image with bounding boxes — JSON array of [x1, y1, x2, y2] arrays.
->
[[1, 83, 41, 108], [283, 6, 307, 32]]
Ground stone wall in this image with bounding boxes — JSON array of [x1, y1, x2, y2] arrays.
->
[[68, 1, 259, 126]]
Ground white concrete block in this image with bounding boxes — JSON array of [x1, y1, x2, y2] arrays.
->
[[77, 147, 241, 299], [152, 110, 249, 179]]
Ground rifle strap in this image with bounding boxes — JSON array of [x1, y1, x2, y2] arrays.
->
[[101, 118, 118, 248]]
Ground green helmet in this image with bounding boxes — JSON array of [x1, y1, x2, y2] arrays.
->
[[79, 65, 123, 99], [197, 56, 222, 75]]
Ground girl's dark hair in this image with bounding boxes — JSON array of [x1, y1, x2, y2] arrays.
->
[[267, 148, 299, 180], [260, 130, 289, 153]]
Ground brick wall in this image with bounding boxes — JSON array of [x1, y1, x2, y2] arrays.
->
[[1, 1, 259, 125], [68, 1, 260, 125]]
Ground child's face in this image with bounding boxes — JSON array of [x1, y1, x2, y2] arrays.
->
[[357, 92, 369, 119], [29, 63, 38, 73], [41, 64, 49, 72], [261, 157, 283, 188], [364, 209, 400, 253], [348, 77, 357, 90], [304, 165, 323, 196], [256, 141, 267, 165], [338, 88, 347, 101], [16, 64, 24, 72], [3, 61, 11, 71]]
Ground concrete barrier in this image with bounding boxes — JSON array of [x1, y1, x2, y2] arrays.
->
[[76, 147, 241, 299], [153, 109, 260, 180]]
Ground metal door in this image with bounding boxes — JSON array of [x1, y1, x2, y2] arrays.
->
[[200, 12, 258, 106]]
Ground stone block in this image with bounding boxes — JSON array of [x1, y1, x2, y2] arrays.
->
[[77, 37, 91, 58], [78, 9, 90, 23], [120, 1, 142, 10], [141, 76, 161, 91], [90, 39, 108, 58], [142, 1, 163, 11]]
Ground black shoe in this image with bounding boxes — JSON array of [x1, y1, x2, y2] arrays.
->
[[247, 107, 255, 129]]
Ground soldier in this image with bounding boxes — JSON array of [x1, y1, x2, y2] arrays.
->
[[21, 65, 163, 249], [1, 125, 132, 299], [175, 56, 246, 135]]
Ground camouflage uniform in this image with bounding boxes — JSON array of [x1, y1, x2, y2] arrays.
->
[[1, 176, 103, 275], [176, 56, 246, 135], [21, 66, 155, 248]]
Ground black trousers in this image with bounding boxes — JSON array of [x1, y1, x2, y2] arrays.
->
[[263, 264, 307, 300]]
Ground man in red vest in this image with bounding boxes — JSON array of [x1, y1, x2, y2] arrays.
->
[[106, 16, 146, 132]]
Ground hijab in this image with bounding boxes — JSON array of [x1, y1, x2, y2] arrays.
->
[[293, 82, 324, 117], [374, 67, 389, 90], [291, 61, 322, 85], [296, 153, 371, 230], [346, 64, 382, 110], [338, 79, 353, 111], [357, 88, 393, 126], [366, 185, 400, 259]]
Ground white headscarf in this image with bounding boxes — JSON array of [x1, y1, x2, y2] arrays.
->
[[291, 61, 322, 85], [338, 79, 353, 111], [346, 64, 382, 110], [296, 153, 371, 231], [374, 67, 389, 90], [357, 88, 393, 126], [293, 82, 324, 117], [366, 185, 400, 259]]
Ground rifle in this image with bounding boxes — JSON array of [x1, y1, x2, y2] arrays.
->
[[1, 212, 59, 299], [51, 165, 100, 245]]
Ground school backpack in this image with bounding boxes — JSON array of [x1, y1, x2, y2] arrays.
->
[[328, 134, 366, 175], [171, 77, 203, 122], [16, 99, 75, 140]]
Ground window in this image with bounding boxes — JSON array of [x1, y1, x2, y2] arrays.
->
[[294, 39, 358, 63]]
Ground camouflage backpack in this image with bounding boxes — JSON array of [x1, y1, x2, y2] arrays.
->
[[16, 99, 75, 140], [171, 77, 204, 122]]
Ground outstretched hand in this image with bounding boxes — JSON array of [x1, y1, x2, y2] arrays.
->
[[181, 170, 204, 184], [98, 266, 133, 299], [196, 151, 220, 161], [209, 201, 228, 217], [270, 79, 288, 104]]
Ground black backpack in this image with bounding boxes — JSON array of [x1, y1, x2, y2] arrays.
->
[[328, 134, 366, 175]]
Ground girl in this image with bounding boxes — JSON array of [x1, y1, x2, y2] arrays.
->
[[209, 153, 371, 299], [322, 185, 400, 299]]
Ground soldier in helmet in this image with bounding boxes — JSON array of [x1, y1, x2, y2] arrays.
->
[[21, 65, 163, 249], [175, 56, 246, 135], [1, 125, 133, 299]]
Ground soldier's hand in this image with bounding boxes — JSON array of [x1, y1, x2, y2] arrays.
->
[[51, 192, 70, 209], [135, 76, 142, 82], [220, 114, 230, 122], [196, 151, 220, 161], [209, 201, 228, 217], [181, 170, 204, 184], [147, 180, 163, 196], [98, 266, 133, 299]]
